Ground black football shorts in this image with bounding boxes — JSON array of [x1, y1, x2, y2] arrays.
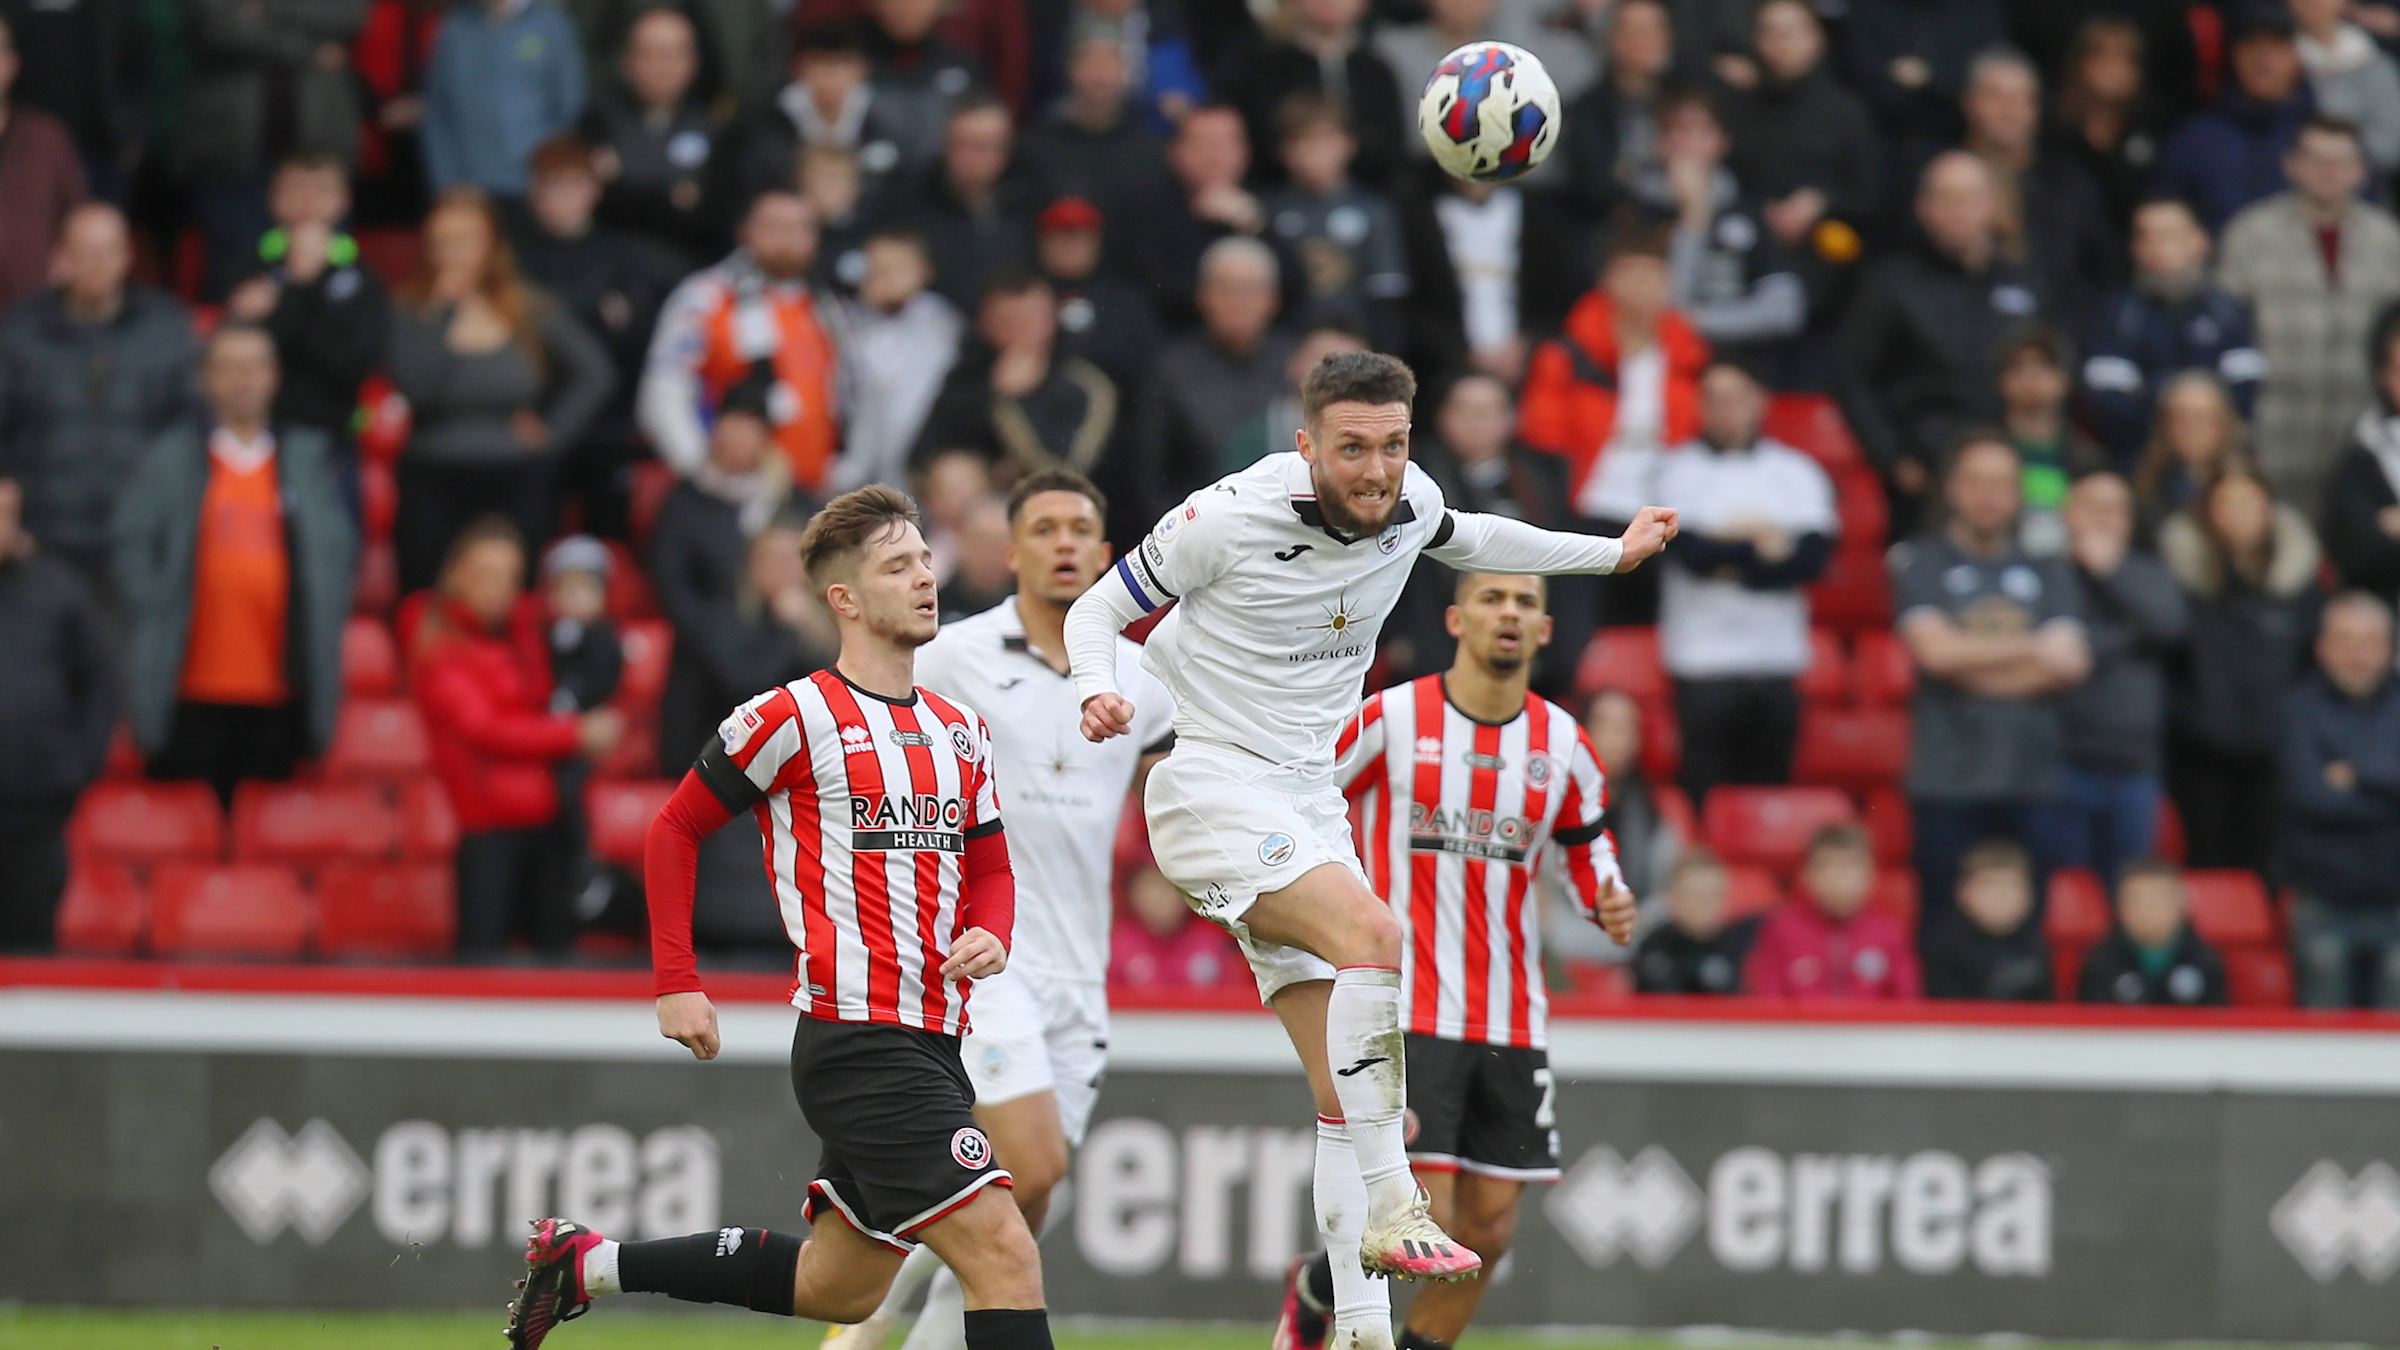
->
[[793, 1017, 1012, 1248], [1403, 1032, 1561, 1181]]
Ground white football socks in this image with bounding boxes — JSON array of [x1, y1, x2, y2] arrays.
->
[[1316, 1116, 1393, 1350], [897, 1263, 968, 1350], [581, 1238, 622, 1297], [1326, 965, 1417, 1224]]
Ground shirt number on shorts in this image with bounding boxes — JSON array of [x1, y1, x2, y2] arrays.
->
[[1533, 1067, 1557, 1130]]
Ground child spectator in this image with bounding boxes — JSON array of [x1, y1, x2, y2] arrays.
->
[[2077, 858, 2230, 1005], [1745, 825, 1922, 999], [421, 0, 586, 196], [1998, 326, 2106, 557], [1632, 848, 1757, 994], [836, 230, 963, 493], [2080, 198, 2264, 466], [1109, 864, 1246, 990], [747, 23, 911, 211], [1261, 95, 1408, 353], [540, 535, 622, 715], [1921, 838, 2054, 1001]]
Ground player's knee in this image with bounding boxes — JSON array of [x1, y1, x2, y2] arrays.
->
[[1452, 1210, 1517, 1259], [1008, 1146, 1067, 1211], [1332, 895, 1402, 968]]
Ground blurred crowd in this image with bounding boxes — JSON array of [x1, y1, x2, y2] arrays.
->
[[8, 0, 2400, 1009]]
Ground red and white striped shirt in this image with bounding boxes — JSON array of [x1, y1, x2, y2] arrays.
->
[[703, 669, 1004, 1034], [1334, 676, 1621, 1049]]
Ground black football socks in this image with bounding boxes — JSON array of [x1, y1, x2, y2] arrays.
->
[[616, 1227, 805, 1314], [965, 1307, 1056, 1350], [1400, 1330, 1454, 1350]]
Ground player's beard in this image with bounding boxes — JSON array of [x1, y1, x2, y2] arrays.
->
[[1311, 466, 1401, 539], [1484, 649, 1525, 673]]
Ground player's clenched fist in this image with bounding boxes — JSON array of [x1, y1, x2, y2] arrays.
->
[[1596, 880, 1638, 946], [941, 927, 1009, 980], [657, 991, 721, 1060], [1080, 692, 1136, 742], [1614, 505, 1681, 571]]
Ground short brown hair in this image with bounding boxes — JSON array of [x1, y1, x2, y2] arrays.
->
[[1960, 837, 2031, 881], [2117, 856, 2181, 892], [1006, 467, 1107, 524], [1670, 844, 1725, 881], [1302, 350, 1416, 426], [529, 134, 597, 180], [1804, 824, 1871, 861], [798, 485, 922, 585], [1278, 92, 1350, 141]]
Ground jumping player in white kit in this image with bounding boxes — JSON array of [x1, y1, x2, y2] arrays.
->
[[1063, 352, 1676, 1350], [831, 469, 1175, 1350]]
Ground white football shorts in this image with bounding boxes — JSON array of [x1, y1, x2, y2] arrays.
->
[[1143, 740, 1351, 1003], [961, 965, 1110, 1147]]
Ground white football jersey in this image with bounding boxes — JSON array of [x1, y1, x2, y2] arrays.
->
[[915, 596, 1175, 986]]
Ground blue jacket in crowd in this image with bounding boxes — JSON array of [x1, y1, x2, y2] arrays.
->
[[2080, 285, 2264, 461], [2280, 670, 2400, 911], [2152, 87, 2314, 234], [421, 0, 585, 197]]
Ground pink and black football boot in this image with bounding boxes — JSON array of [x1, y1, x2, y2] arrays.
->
[[504, 1217, 603, 1348]]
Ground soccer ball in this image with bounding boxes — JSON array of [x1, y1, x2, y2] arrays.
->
[[1417, 42, 1562, 183]]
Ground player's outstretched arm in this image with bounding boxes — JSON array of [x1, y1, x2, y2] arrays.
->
[[1426, 505, 1681, 575], [1064, 560, 1151, 741], [646, 771, 737, 1059]]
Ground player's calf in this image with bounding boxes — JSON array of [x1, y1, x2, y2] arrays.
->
[[917, 1185, 1056, 1350]]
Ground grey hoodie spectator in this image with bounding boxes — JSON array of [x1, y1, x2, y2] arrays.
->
[[389, 190, 614, 592], [112, 326, 356, 808], [0, 16, 88, 315], [2293, 0, 2400, 176], [0, 473, 113, 952], [2218, 117, 2400, 516], [0, 203, 202, 582], [422, 0, 587, 196], [836, 230, 960, 493], [2281, 591, 2400, 1007], [2032, 472, 2187, 888], [2161, 468, 2322, 875]]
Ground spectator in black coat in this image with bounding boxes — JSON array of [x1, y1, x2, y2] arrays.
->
[[2162, 468, 2323, 875], [1131, 105, 1269, 330], [513, 135, 684, 539], [856, 0, 984, 182], [2031, 472, 2187, 889], [913, 270, 1120, 483], [1126, 235, 1293, 530], [538, 535, 622, 713], [1222, 0, 1404, 188], [908, 93, 1035, 311], [2079, 197, 2264, 467], [1399, 159, 1578, 386], [1632, 847, 1757, 994], [2077, 857, 2230, 1004], [1957, 46, 2122, 339], [2280, 590, 2400, 1007], [1557, 0, 1676, 221], [2323, 307, 2400, 603], [0, 472, 113, 951], [2048, 16, 2179, 241], [1999, 325, 2107, 555], [1035, 196, 1161, 394], [647, 376, 830, 771], [1262, 94, 1410, 353], [1013, 29, 1171, 273], [1923, 837, 2054, 1000], [583, 8, 738, 262], [221, 152, 392, 525], [1836, 151, 2045, 533], [744, 21, 912, 211], [1835, 0, 2006, 168], [2151, 8, 2315, 236], [1722, 0, 1880, 281], [1388, 373, 1594, 702], [1654, 85, 1808, 375]]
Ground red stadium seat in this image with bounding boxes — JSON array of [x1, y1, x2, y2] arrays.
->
[[1722, 864, 1786, 920], [2226, 946, 2295, 1007], [1808, 544, 1893, 633], [318, 861, 456, 957], [605, 540, 660, 620], [360, 458, 398, 542], [616, 619, 672, 709], [1832, 470, 1889, 549], [1797, 629, 1848, 704], [1759, 394, 1865, 477], [1860, 786, 1911, 865], [1850, 629, 1916, 705], [1867, 868, 1918, 929], [1703, 786, 1858, 875], [342, 616, 400, 696], [2183, 869, 2275, 946], [1557, 959, 1633, 1000], [150, 862, 313, 957], [2045, 867, 2112, 948], [232, 781, 403, 863], [354, 373, 410, 466], [71, 782, 224, 862], [1791, 706, 1910, 789], [103, 724, 144, 780], [588, 779, 677, 869], [399, 777, 459, 858], [1573, 626, 1667, 702], [55, 861, 147, 955], [322, 698, 432, 779], [354, 539, 399, 615], [629, 460, 678, 546]]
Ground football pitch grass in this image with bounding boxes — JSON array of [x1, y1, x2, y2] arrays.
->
[[0, 1310, 2325, 1350]]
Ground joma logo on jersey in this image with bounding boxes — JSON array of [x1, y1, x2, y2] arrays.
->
[[851, 794, 968, 831]]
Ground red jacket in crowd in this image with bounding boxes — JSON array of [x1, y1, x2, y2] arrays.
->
[[410, 594, 581, 832], [1517, 291, 1710, 500], [1742, 891, 1922, 1000], [1109, 914, 1249, 991]]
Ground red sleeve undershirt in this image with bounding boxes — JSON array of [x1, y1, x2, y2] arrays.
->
[[645, 771, 1020, 998]]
